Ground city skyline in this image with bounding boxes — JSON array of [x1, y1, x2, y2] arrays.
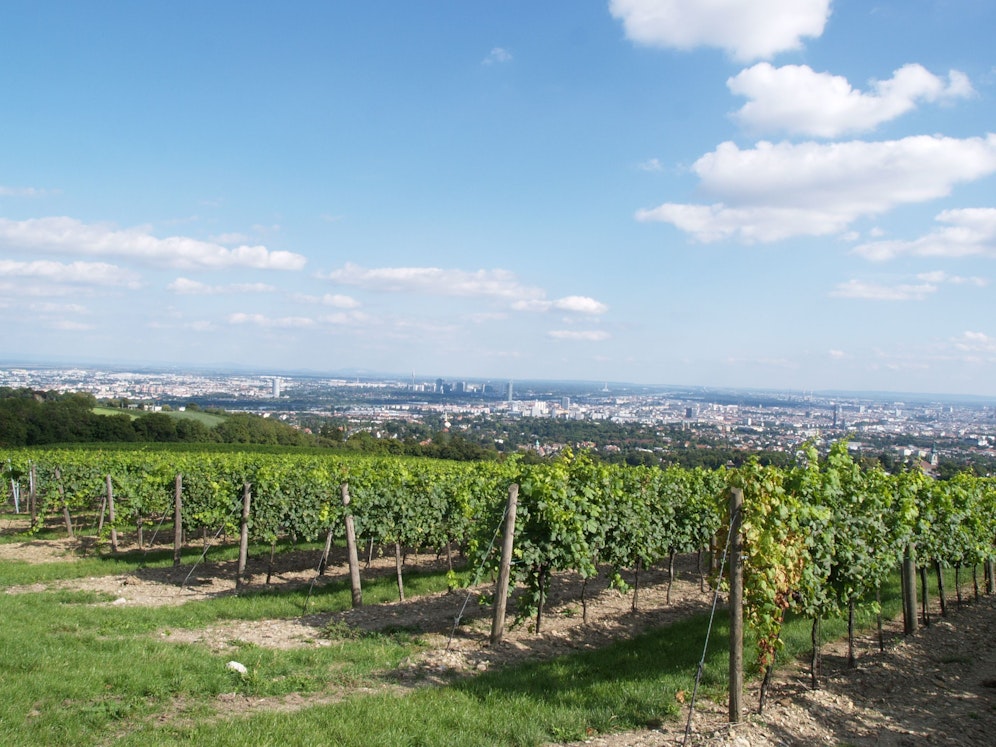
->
[[2, 2, 995, 396]]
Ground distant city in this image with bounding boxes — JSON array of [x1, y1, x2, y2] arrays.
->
[[2, 363, 995, 472]]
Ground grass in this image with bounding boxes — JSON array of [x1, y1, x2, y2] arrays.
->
[[91, 407, 226, 427], [0, 537, 982, 747]]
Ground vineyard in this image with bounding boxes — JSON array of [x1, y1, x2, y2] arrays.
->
[[3, 444, 996, 744]]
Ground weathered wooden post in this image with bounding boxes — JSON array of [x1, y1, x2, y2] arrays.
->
[[54, 468, 74, 539], [236, 482, 251, 590], [729, 487, 744, 724], [28, 463, 37, 528], [106, 475, 118, 552], [490, 483, 519, 645], [902, 544, 917, 635], [173, 474, 183, 567], [341, 483, 363, 607]]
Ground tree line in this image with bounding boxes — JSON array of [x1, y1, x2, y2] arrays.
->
[[0, 388, 312, 447]]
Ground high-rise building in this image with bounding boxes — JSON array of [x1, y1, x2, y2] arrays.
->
[[272, 377, 281, 398]]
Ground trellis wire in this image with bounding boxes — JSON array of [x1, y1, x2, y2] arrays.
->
[[682, 502, 739, 746], [181, 501, 244, 590], [446, 498, 511, 650]]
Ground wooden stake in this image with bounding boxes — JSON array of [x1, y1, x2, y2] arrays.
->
[[728, 487, 744, 724], [490, 483, 518, 645], [236, 482, 251, 590], [319, 527, 334, 576], [54, 468, 74, 539], [394, 541, 405, 602], [106, 475, 118, 553], [173, 474, 183, 567], [341, 484, 362, 607], [28, 463, 37, 528], [902, 545, 917, 635]]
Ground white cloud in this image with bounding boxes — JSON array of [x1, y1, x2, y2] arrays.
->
[[50, 320, 93, 331], [548, 330, 611, 341], [853, 208, 996, 261], [319, 311, 370, 325], [828, 349, 847, 359], [210, 232, 250, 245], [320, 293, 361, 309], [0, 185, 53, 197], [638, 135, 996, 242], [29, 302, 88, 314], [915, 270, 987, 287], [513, 296, 609, 315], [327, 263, 546, 301], [953, 331, 996, 354], [830, 279, 937, 301], [483, 47, 512, 65], [0, 259, 141, 287], [167, 277, 276, 294], [553, 296, 609, 314], [609, 0, 831, 62], [326, 264, 610, 319], [228, 313, 316, 328], [0, 217, 306, 270], [638, 158, 664, 172], [729, 63, 974, 138]]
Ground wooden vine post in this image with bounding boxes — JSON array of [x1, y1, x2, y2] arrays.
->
[[490, 483, 519, 645], [236, 482, 251, 590], [105, 475, 118, 553], [28, 463, 37, 528], [728, 487, 744, 724], [341, 483, 363, 607], [54, 467, 74, 539], [902, 543, 918, 636], [173, 474, 183, 567]]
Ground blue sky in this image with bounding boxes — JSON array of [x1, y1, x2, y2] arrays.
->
[[2, 1, 995, 396]]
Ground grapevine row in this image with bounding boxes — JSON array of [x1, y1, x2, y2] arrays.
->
[[4, 445, 996, 662]]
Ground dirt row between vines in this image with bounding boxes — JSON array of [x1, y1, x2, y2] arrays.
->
[[5, 528, 996, 745]]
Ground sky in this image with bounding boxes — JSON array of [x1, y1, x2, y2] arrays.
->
[[2, 1, 995, 397]]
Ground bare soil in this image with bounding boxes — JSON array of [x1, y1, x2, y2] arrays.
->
[[5, 525, 996, 745]]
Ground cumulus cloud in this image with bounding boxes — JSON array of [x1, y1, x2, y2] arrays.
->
[[853, 208, 996, 261], [325, 264, 609, 316], [320, 293, 361, 309], [638, 158, 664, 172], [0, 217, 306, 270], [327, 263, 545, 301], [729, 63, 974, 137], [609, 0, 831, 61], [637, 135, 996, 242], [0, 259, 141, 287], [513, 296, 609, 315], [29, 302, 88, 314], [548, 330, 610, 341], [0, 185, 53, 197], [319, 311, 370, 325], [228, 313, 316, 328], [830, 279, 937, 301], [482, 47, 512, 65], [915, 270, 987, 287], [830, 271, 985, 301], [167, 278, 276, 294], [953, 331, 996, 354], [50, 320, 93, 331]]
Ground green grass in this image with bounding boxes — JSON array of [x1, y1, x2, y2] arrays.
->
[[0, 543, 982, 747], [91, 407, 226, 427]]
